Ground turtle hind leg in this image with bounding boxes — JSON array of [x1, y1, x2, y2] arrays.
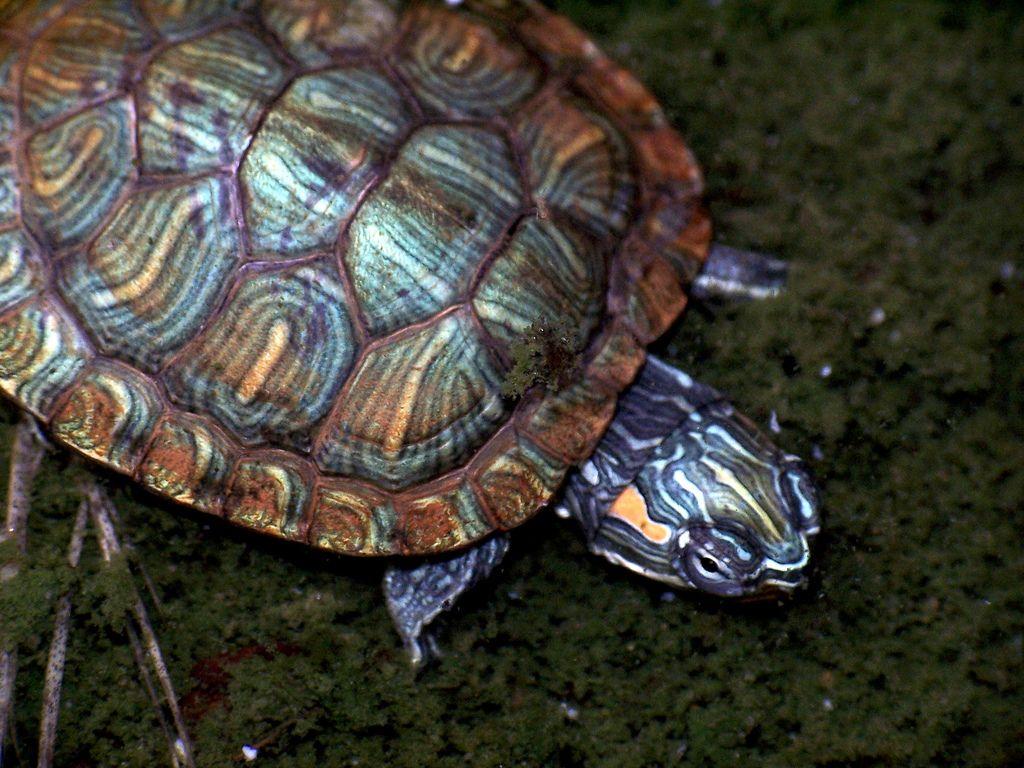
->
[[383, 533, 510, 667], [692, 242, 789, 302]]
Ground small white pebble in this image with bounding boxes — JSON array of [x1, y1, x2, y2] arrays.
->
[[660, 590, 677, 603], [868, 307, 886, 326], [811, 444, 825, 461], [507, 589, 521, 601], [769, 410, 782, 434], [242, 745, 259, 761], [1000, 261, 1016, 281], [819, 364, 832, 378], [560, 701, 580, 721], [444, 0, 463, 5], [822, 697, 834, 712]]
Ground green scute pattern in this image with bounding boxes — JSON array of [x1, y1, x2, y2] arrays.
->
[[57, 176, 241, 370], [345, 125, 522, 337], [241, 65, 413, 258]]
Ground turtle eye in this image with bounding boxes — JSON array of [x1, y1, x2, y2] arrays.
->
[[675, 525, 763, 597]]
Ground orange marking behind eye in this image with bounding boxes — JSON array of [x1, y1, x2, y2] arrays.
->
[[607, 484, 671, 544]]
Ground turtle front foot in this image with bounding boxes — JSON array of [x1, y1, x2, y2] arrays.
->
[[692, 242, 789, 302], [383, 533, 510, 667]]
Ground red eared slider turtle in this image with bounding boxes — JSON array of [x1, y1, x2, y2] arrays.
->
[[0, 0, 819, 758]]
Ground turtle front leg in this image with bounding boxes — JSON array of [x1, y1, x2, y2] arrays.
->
[[691, 242, 789, 301], [383, 533, 510, 666]]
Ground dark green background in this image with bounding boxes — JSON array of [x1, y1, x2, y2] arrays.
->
[[3, 1, 1023, 765]]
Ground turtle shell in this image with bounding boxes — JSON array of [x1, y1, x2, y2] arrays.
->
[[0, 0, 710, 556]]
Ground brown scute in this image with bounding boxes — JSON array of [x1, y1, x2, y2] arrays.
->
[[308, 480, 397, 556], [471, 428, 568, 531], [224, 452, 314, 542], [138, 414, 235, 515], [399, 481, 491, 555], [517, 380, 617, 465], [0, 0, 710, 555]]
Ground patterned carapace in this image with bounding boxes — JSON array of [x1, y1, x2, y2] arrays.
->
[[0, 0, 710, 556]]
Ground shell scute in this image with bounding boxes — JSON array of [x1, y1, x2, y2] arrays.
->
[[258, 0, 400, 66], [50, 360, 163, 473], [471, 427, 567, 531], [138, 26, 286, 174], [21, 0, 149, 128], [345, 123, 522, 337], [0, 296, 93, 418], [0, 229, 47, 313], [23, 96, 135, 251], [56, 174, 241, 371], [518, 380, 616, 465], [314, 311, 507, 490], [516, 94, 634, 241], [164, 259, 357, 450], [140, 0, 255, 39], [400, 481, 490, 555], [309, 480, 397, 555], [395, 5, 542, 119], [241, 64, 413, 259], [139, 413, 235, 514], [0, 152, 16, 226], [472, 216, 604, 352], [224, 451, 314, 541]]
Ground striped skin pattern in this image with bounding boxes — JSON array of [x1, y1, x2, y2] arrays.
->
[[0, 0, 710, 556], [559, 358, 819, 595]]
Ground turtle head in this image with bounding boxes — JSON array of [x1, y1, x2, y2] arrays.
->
[[590, 402, 820, 599]]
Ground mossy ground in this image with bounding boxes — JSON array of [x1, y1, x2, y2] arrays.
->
[[3, 1, 1023, 765]]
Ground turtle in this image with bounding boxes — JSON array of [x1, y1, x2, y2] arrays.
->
[[0, 0, 820, 757]]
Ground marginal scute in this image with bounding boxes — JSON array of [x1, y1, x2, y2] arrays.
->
[[518, 380, 617, 464], [473, 216, 604, 352], [640, 195, 710, 286], [401, 482, 491, 555], [139, 27, 285, 174], [345, 124, 521, 336], [224, 452, 312, 541], [314, 311, 508, 490], [0, 230, 46, 313], [21, 0, 148, 127], [164, 259, 357, 449], [57, 175, 241, 371], [395, 5, 542, 118], [472, 428, 567, 530], [0, 296, 93, 418], [308, 480, 397, 555], [23, 97, 135, 251], [242, 65, 412, 258], [516, 95, 634, 240], [140, 0, 254, 38], [259, 0, 399, 66], [139, 414, 235, 514], [585, 321, 645, 395], [613, 252, 688, 345], [50, 361, 163, 473]]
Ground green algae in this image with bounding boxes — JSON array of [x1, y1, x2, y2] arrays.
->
[[2, 1, 1023, 765]]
